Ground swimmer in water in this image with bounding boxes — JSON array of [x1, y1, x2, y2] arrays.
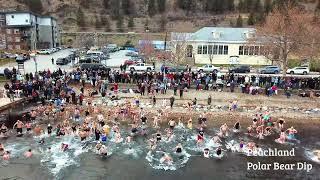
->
[[0, 143, 4, 155], [24, 149, 33, 158], [13, 120, 24, 135], [168, 119, 176, 130], [286, 126, 297, 140], [187, 118, 193, 130], [203, 148, 210, 158], [61, 143, 69, 151], [99, 145, 108, 156], [197, 128, 205, 145], [211, 136, 222, 144], [216, 147, 222, 156], [219, 123, 229, 137], [160, 153, 173, 164], [39, 138, 45, 145], [175, 143, 183, 153], [277, 118, 285, 130], [233, 121, 241, 132], [2, 151, 10, 160], [126, 136, 132, 144], [25, 121, 32, 133], [95, 141, 102, 151], [0, 123, 8, 137]]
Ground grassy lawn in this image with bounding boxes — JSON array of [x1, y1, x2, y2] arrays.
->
[[0, 58, 15, 66]]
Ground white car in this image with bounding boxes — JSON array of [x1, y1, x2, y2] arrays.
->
[[197, 64, 220, 73], [128, 63, 154, 71], [286, 67, 310, 75], [37, 49, 51, 55]]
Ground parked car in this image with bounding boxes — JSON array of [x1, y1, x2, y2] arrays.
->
[[37, 49, 51, 55], [128, 63, 154, 71], [286, 66, 310, 75], [15, 55, 29, 63], [56, 58, 69, 65], [258, 66, 281, 74], [125, 51, 138, 56], [229, 65, 250, 73], [4, 52, 18, 59], [197, 64, 220, 73], [124, 59, 137, 66], [80, 63, 111, 71]]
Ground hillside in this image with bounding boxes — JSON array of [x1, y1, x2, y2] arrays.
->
[[0, 0, 319, 33]]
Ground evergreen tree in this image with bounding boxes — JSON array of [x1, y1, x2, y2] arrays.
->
[[236, 15, 243, 27], [110, 0, 121, 19], [264, 0, 272, 14], [144, 19, 150, 31], [148, 0, 156, 17], [316, 0, 320, 12], [238, 0, 245, 12], [254, 0, 263, 12], [226, 0, 235, 11], [101, 16, 111, 32], [128, 17, 135, 30], [122, 0, 132, 15], [76, 8, 85, 28], [103, 0, 110, 8], [157, 0, 166, 13], [25, 0, 43, 14], [159, 15, 167, 32], [247, 12, 255, 25], [116, 16, 124, 32], [95, 16, 102, 29]]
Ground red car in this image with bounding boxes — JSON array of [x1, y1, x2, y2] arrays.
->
[[124, 59, 137, 66]]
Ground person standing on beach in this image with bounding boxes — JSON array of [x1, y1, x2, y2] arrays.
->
[[170, 96, 175, 108], [208, 95, 212, 106]]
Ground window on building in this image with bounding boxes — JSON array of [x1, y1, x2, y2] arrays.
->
[[254, 46, 259, 55], [213, 45, 218, 54], [239, 46, 244, 55], [8, 45, 13, 50], [7, 37, 12, 42], [249, 46, 254, 55], [14, 29, 19, 34], [15, 37, 20, 42], [218, 45, 223, 55], [223, 45, 228, 55], [197, 45, 203, 54], [203, 45, 208, 54], [244, 46, 249, 55], [15, 45, 20, 50], [6, 29, 11, 34], [208, 45, 213, 54]]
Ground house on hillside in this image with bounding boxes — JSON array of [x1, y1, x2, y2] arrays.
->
[[171, 27, 271, 66], [0, 11, 60, 51]]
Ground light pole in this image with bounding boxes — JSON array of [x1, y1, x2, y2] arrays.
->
[[30, 53, 37, 73]]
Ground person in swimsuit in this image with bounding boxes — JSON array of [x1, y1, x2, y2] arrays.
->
[[47, 124, 53, 135], [141, 116, 147, 125], [216, 147, 222, 156], [0, 143, 4, 155], [61, 143, 69, 151], [2, 151, 10, 161], [286, 127, 297, 140], [219, 123, 229, 137], [278, 118, 285, 130], [203, 148, 210, 158], [197, 129, 205, 145], [234, 121, 240, 131], [160, 153, 173, 164], [0, 124, 8, 137], [156, 131, 162, 142], [24, 149, 33, 158], [168, 119, 176, 130], [175, 143, 183, 153], [13, 120, 24, 135], [99, 145, 108, 156], [187, 118, 193, 129], [25, 122, 32, 133]]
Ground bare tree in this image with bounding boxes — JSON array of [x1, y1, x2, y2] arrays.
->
[[170, 32, 191, 65], [139, 33, 155, 64], [253, 1, 318, 76]]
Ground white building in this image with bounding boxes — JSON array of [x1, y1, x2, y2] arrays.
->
[[0, 11, 60, 50], [171, 27, 271, 66]]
